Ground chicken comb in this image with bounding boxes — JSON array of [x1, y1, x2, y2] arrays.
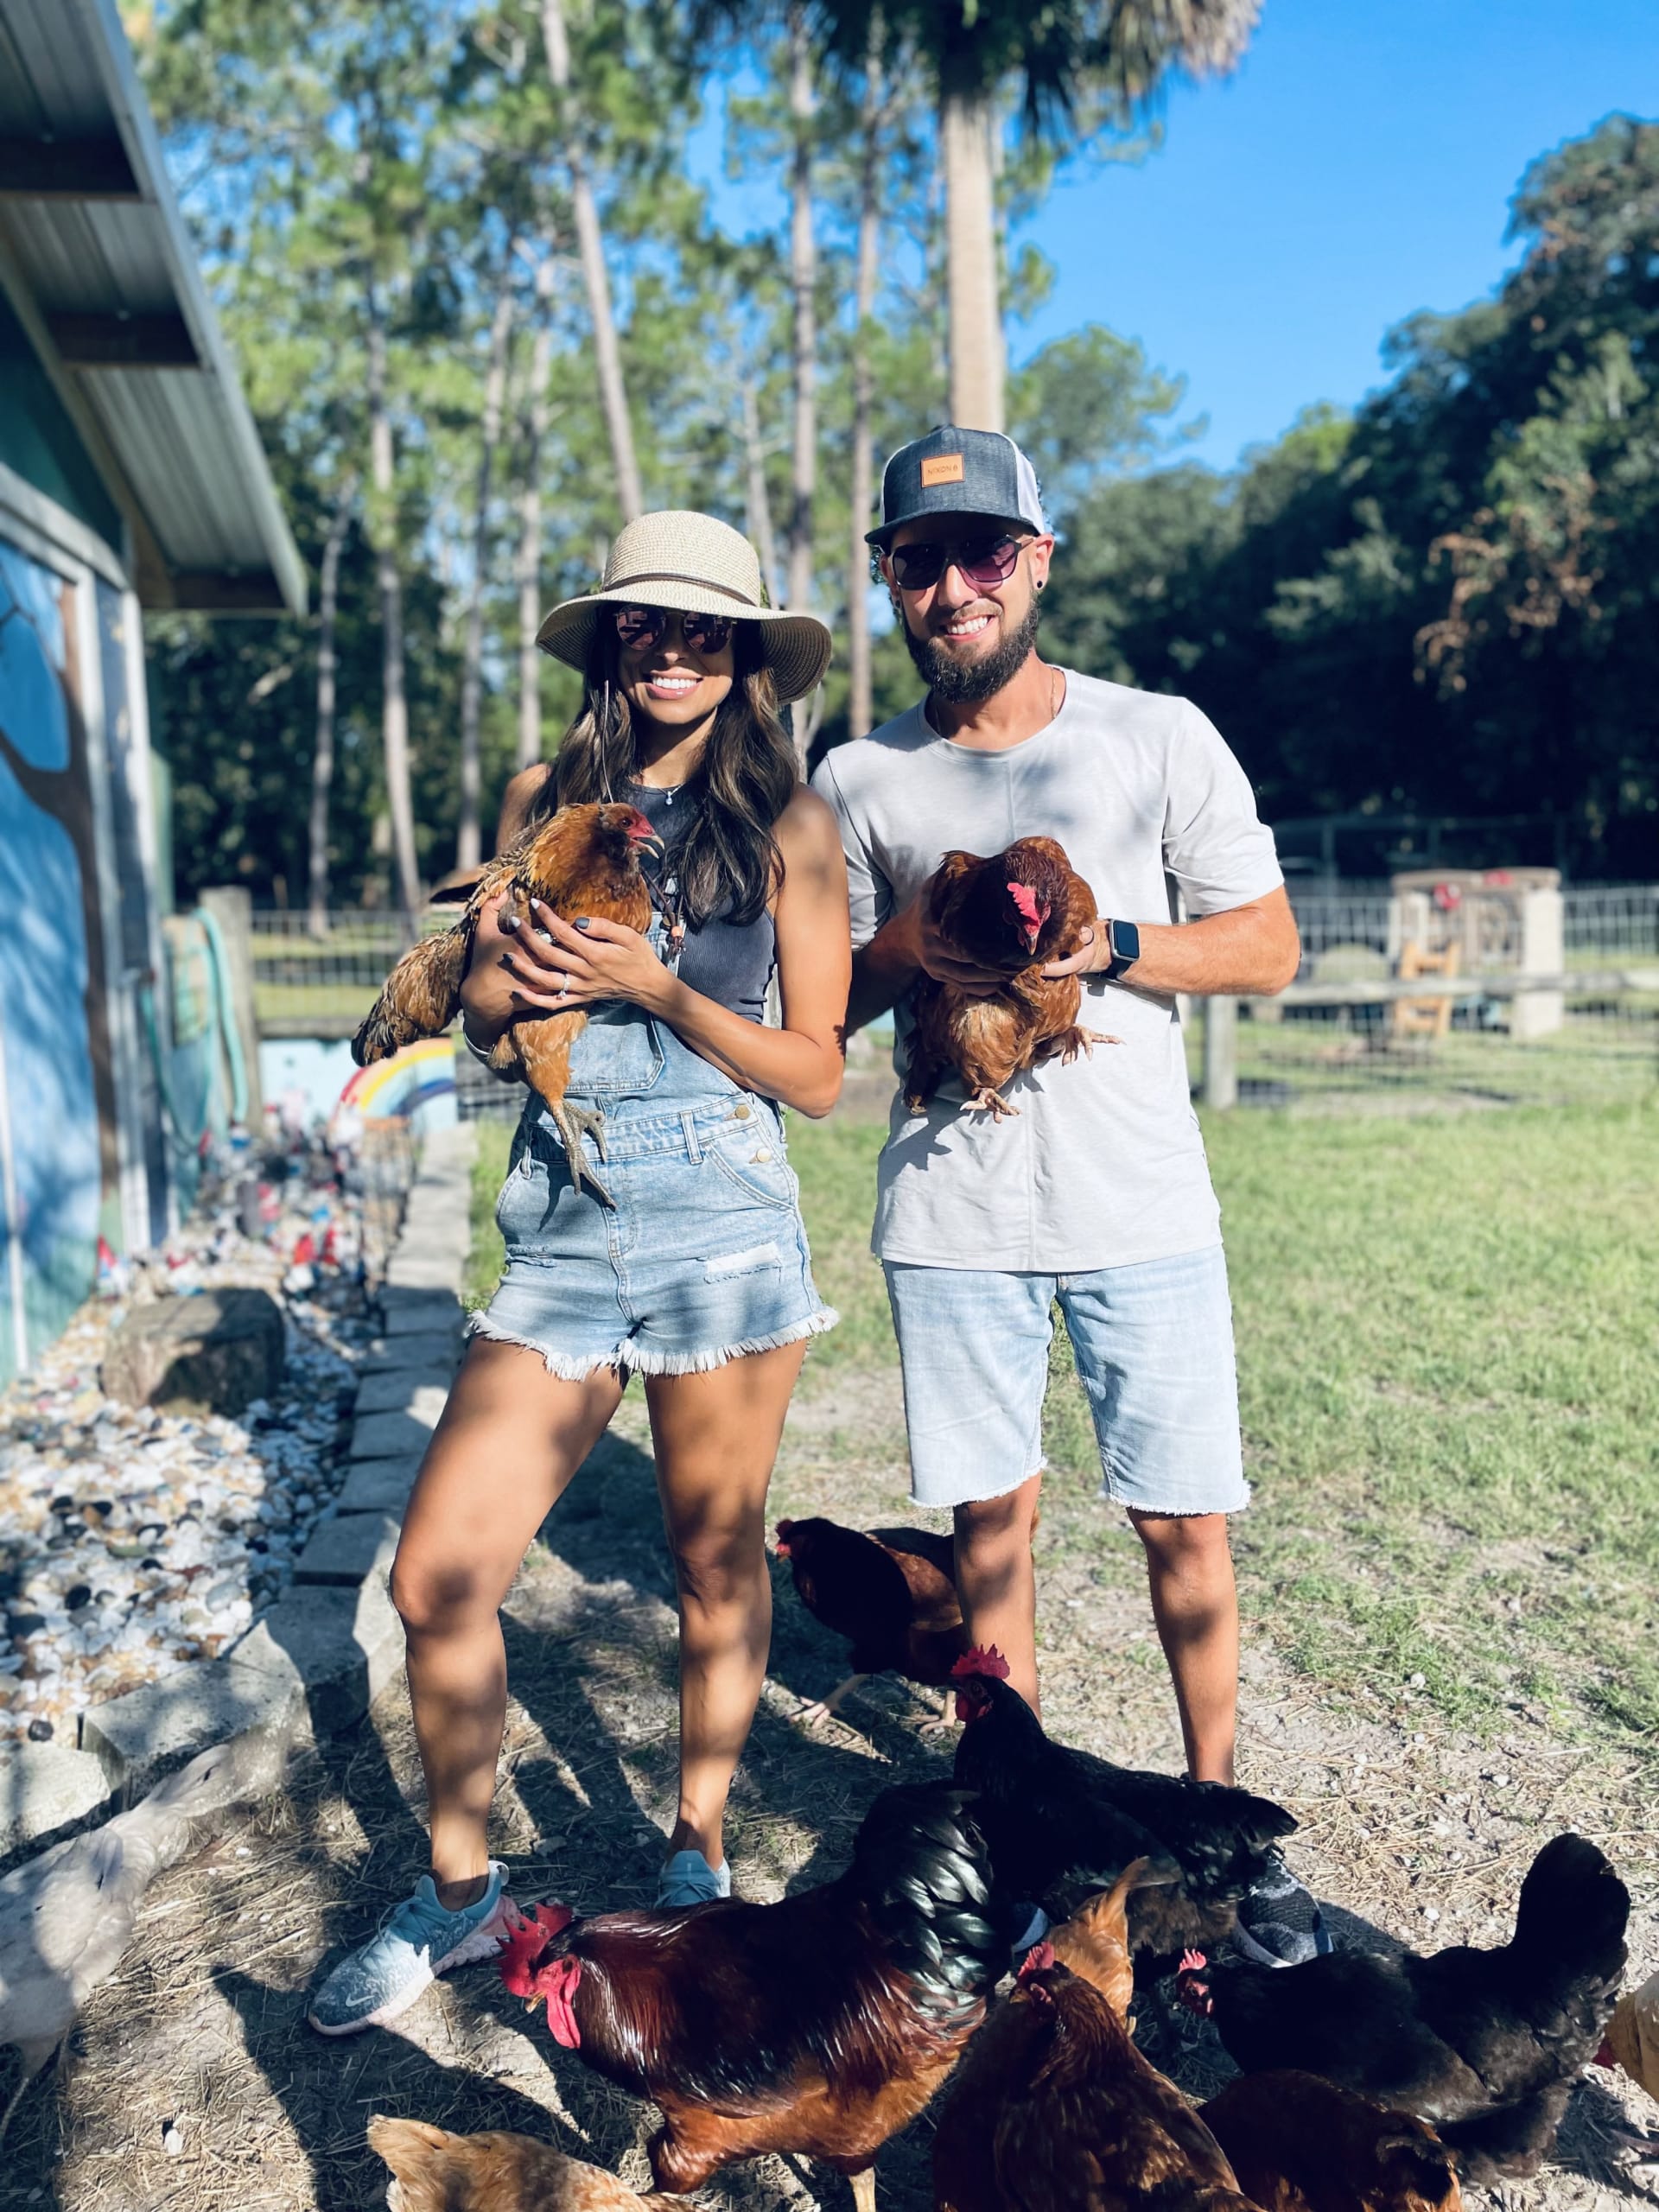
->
[[1007, 881, 1043, 931], [1017, 1941, 1057, 1981], [773, 1519, 794, 1557], [950, 1647, 1013, 1681], [1179, 1948, 1207, 1973], [497, 1899, 575, 1996]]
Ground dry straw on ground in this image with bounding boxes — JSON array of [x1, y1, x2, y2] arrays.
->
[[8, 1368, 1656, 2212]]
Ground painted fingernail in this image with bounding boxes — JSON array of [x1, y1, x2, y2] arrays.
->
[[501, 913, 519, 931], [574, 917, 591, 931]]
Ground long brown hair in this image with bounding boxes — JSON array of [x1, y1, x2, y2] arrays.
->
[[532, 624, 796, 927]]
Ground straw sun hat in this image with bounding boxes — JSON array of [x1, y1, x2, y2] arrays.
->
[[536, 510, 832, 705]]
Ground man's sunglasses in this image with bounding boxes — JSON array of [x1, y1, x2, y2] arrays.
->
[[613, 604, 734, 656], [886, 533, 1024, 594]]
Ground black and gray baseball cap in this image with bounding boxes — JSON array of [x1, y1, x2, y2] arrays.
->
[[867, 425, 1047, 550]]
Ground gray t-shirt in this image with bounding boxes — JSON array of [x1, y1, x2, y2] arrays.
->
[[810, 671, 1283, 1272]]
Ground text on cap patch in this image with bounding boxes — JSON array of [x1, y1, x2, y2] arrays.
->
[[919, 453, 966, 487]]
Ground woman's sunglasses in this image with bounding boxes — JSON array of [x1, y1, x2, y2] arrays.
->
[[613, 604, 734, 656], [886, 533, 1024, 594]]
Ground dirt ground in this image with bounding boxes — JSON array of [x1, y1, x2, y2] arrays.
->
[[7, 1353, 1657, 2211]]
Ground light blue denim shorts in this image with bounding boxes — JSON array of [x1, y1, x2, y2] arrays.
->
[[474, 1092, 836, 1379], [882, 1244, 1249, 1516]]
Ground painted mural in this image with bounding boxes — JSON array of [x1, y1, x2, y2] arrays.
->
[[0, 537, 103, 1385]]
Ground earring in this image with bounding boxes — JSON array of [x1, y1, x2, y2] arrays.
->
[[1035, 579, 1046, 594]]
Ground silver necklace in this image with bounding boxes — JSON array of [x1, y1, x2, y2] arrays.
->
[[630, 773, 687, 807]]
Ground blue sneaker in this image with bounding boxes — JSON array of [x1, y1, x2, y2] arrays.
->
[[654, 1850, 731, 1908], [1233, 1847, 1332, 1967], [308, 1861, 512, 2035]]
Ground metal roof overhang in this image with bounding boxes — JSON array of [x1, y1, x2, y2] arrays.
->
[[0, 0, 305, 613]]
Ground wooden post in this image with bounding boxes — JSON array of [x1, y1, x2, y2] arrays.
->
[[198, 887, 264, 1128], [1203, 995, 1238, 1111]]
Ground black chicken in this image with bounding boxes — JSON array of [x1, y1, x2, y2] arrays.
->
[[951, 1647, 1295, 1955], [1176, 1831, 1630, 2182]]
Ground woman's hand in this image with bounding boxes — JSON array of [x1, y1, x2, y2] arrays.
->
[[499, 901, 678, 1017]]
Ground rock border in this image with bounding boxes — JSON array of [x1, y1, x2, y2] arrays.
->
[[0, 1124, 475, 1862]]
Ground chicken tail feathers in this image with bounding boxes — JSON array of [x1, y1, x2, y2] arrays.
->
[[1510, 1832, 1629, 1988], [853, 1783, 1009, 2023], [353, 928, 470, 1065]]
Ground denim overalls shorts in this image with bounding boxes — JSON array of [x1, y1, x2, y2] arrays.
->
[[470, 944, 836, 1378]]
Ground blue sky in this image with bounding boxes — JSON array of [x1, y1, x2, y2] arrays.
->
[[697, 0, 1659, 471]]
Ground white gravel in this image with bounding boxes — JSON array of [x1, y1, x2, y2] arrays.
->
[[0, 1131, 409, 1748]]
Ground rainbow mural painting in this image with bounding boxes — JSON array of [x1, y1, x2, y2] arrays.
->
[[339, 1037, 457, 1122]]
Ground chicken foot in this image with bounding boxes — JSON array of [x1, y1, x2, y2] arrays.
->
[[1057, 1026, 1122, 1062], [0, 2039, 58, 2148], [849, 2167, 877, 2212], [966, 1086, 1020, 1120], [916, 1683, 958, 1736], [546, 1097, 614, 1205], [794, 1674, 869, 1729]]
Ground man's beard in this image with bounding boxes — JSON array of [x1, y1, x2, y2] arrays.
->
[[903, 599, 1042, 706]]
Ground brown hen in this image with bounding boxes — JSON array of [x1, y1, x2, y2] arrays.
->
[[933, 1948, 1253, 2212], [352, 801, 663, 1198], [1198, 2073, 1462, 2212], [367, 2115, 697, 2210], [775, 1516, 966, 1728], [906, 836, 1116, 1120]]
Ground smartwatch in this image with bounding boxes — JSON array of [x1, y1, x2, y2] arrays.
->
[[1102, 918, 1141, 981]]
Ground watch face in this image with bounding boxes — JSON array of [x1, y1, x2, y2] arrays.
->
[[1112, 920, 1141, 964]]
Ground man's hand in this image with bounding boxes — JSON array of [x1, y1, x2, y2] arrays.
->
[[1040, 922, 1103, 982], [916, 891, 1009, 1001], [1037, 888, 1300, 999]]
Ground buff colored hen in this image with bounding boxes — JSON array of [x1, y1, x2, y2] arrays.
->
[[369, 2117, 698, 2209], [1599, 1965, 1659, 2102]]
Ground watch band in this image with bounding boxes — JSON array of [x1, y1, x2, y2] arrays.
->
[[1103, 918, 1141, 981]]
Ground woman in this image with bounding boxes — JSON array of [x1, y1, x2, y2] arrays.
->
[[310, 512, 849, 2036]]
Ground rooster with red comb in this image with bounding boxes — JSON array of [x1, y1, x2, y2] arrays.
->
[[902, 836, 1116, 1119], [493, 1781, 1019, 2207]]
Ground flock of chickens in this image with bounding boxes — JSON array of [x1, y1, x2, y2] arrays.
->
[[344, 809, 1659, 2204], [366, 1516, 1656, 2212]]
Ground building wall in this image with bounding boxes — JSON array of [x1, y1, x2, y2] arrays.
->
[[0, 466, 166, 1386], [0, 537, 108, 1379]]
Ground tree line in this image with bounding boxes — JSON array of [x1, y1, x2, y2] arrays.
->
[[128, 3, 1656, 903], [1044, 115, 1659, 881]]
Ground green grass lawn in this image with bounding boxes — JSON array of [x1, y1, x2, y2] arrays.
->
[[465, 1096, 1659, 1750]]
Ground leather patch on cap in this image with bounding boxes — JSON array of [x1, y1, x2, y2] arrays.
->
[[920, 453, 966, 487]]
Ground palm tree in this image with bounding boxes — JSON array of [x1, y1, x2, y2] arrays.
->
[[847, 16, 891, 739], [798, 0, 1262, 430], [539, 0, 645, 521], [456, 270, 516, 872], [308, 473, 357, 936], [364, 271, 422, 918]]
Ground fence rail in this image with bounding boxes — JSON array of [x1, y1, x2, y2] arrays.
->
[[252, 893, 1659, 1118], [1182, 885, 1658, 1114]]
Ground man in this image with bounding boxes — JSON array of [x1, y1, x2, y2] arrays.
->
[[810, 425, 1327, 1967]]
